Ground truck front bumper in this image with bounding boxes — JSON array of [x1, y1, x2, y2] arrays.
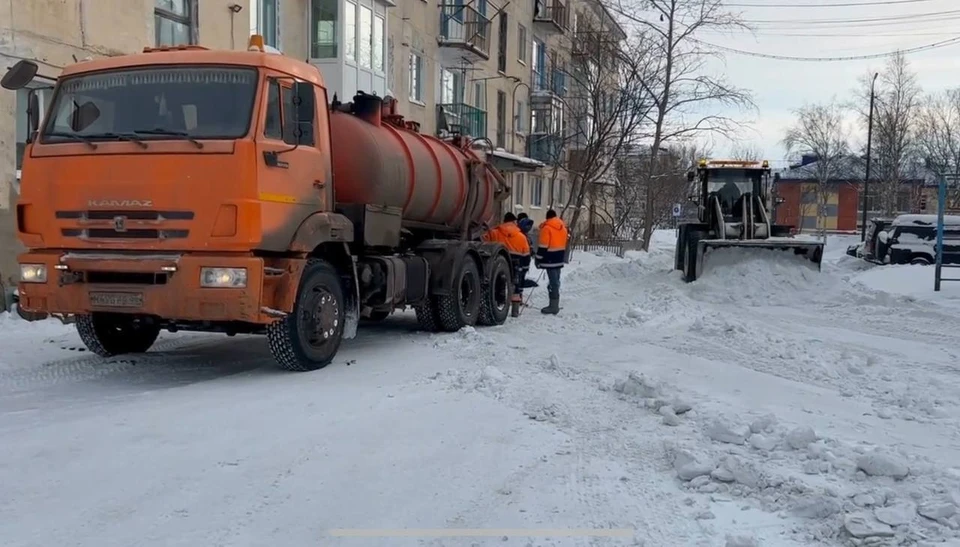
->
[[16, 251, 304, 324]]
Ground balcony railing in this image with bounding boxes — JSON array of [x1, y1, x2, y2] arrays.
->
[[438, 4, 491, 61], [437, 103, 488, 139], [528, 134, 564, 163], [534, 0, 568, 32]]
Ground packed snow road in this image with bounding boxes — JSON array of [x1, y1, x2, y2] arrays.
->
[[2, 232, 960, 547]]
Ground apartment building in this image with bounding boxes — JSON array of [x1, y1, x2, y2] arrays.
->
[[0, 0, 247, 291]]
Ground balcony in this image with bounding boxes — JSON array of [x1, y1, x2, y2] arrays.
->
[[534, 0, 568, 33], [437, 103, 488, 139], [528, 134, 564, 164], [438, 4, 491, 64]]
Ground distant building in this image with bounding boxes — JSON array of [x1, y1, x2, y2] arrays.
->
[[774, 154, 944, 232]]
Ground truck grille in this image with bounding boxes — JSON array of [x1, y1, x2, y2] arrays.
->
[[56, 210, 193, 240]]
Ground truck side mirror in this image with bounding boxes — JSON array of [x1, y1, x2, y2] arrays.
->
[[1, 60, 39, 90], [293, 81, 316, 146], [686, 171, 695, 182]]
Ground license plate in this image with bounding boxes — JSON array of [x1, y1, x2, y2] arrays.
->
[[89, 292, 144, 308]]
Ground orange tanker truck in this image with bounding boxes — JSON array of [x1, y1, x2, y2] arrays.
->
[[1, 36, 518, 371]]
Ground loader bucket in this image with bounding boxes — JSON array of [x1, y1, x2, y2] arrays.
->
[[693, 239, 824, 282]]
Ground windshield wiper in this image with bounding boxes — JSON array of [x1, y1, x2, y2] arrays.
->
[[133, 128, 204, 149], [44, 131, 98, 150], [75, 132, 149, 149]]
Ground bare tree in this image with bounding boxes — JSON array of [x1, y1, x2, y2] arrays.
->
[[853, 51, 921, 216], [610, 0, 754, 249], [730, 144, 764, 161], [915, 89, 960, 211], [783, 102, 851, 242], [541, 29, 659, 240], [614, 142, 707, 238]]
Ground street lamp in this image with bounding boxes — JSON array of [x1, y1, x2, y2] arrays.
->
[[861, 72, 878, 241]]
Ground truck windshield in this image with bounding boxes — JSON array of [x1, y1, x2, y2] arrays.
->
[[705, 169, 762, 214], [40, 66, 258, 143]]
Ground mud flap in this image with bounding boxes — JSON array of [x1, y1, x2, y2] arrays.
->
[[694, 239, 825, 281]]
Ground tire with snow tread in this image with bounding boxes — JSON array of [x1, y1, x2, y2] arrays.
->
[[436, 256, 482, 332], [415, 300, 441, 332], [266, 259, 346, 372], [76, 313, 161, 357], [478, 253, 512, 326]]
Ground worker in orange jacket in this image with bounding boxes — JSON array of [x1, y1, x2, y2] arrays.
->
[[534, 209, 568, 315], [483, 212, 531, 317]]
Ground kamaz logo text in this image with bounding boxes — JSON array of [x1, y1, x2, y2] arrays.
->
[[87, 199, 153, 208]]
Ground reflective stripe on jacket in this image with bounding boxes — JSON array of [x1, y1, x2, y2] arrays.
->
[[535, 217, 568, 268], [483, 222, 532, 267]]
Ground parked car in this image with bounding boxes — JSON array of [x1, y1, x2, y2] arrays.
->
[[871, 214, 960, 265], [847, 217, 894, 263]]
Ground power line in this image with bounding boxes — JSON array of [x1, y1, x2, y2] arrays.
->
[[742, 8, 960, 24], [724, 0, 937, 7], [692, 34, 960, 60]]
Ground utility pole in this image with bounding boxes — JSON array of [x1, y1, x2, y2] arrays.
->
[[861, 72, 878, 241]]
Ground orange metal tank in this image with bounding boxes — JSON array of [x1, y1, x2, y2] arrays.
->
[[329, 94, 499, 229]]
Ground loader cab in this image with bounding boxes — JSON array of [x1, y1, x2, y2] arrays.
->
[[690, 160, 771, 223]]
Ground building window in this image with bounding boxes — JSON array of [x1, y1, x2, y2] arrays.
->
[[15, 85, 54, 175], [474, 81, 486, 111], [496, 90, 506, 148], [532, 175, 543, 207], [409, 52, 423, 102], [251, 0, 280, 48], [311, 0, 338, 59], [374, 15, 385, 71], [441, 69, 463, 104], [359, 5, 372, 68], [518, 24, 527, 63], [345, 2, 356, 60], [155, 0, 194, 46], [516, 100, 524, 132], [497, 12, 508, 73], [515, 173, 525, 206]]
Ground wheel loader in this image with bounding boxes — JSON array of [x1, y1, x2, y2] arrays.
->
[[674, 159, 824, 282]]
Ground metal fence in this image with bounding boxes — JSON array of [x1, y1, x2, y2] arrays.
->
[[569, 238, 643, 259]]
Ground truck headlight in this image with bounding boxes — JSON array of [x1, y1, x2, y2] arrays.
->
[[20, 264, 47, 283], [200, 267, 247, 288]]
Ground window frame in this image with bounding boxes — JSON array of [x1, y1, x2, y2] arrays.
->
[[262, 76, 315, 147], [252, 0, 282, 48], [518, 24, 527, 64], [409, 52, 424, 103], [154, 0, 197, 46], [531, 175, 543, 207]]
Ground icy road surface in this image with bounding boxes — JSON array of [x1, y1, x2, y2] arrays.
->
[[2, 232, 960, 547]]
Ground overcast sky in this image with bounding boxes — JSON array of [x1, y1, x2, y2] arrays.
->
[[628, 0, 960, 166]]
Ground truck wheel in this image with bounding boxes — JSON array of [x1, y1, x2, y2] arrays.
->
[[415, 301, 440, 332], [478, 254, 511, 326], [910, 255, 932, 265], [436, 256, 482, 332], [267, 259, 345, 372], [76, 313, 161, 357]]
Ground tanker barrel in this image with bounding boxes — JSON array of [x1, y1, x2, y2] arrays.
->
[[353, 91, 382, 126]]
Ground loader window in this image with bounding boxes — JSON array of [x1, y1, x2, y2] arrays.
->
[[706, 169, 761, 214], [41, 66, 258, 143]]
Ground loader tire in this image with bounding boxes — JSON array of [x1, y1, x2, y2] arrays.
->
[[267, 259, 345, 372], [76, 313, 160, 357], [478, 254, 512, 326], [436, 255, 482, 332], [682, 231, 702, 282]]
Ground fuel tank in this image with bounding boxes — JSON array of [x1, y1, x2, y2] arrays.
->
[[329, 93, 502, 229]]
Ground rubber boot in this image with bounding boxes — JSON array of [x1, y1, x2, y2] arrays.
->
[[510, 301, 521, 317], [541, 297, 560, 315]]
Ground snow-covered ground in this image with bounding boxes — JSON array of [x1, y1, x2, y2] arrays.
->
[[2, 231, 960, 547]]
